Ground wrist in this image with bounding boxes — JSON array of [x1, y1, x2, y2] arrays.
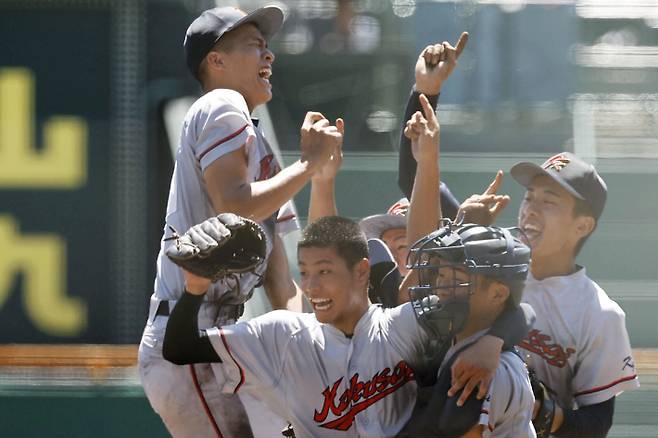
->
[[414, 82, 442, 96], [185, 285, 208, 295]]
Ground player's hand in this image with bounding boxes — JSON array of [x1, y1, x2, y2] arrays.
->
[[312, 118, 344, 182], [406, 94, 440, 165], [449, 334, 502, 405], [415, 32, 468, 95], [456, 170, 510, 225], [300, 112, 343, 173]]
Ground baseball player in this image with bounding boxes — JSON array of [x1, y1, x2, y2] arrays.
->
[[164, 215, 432, 437], [508, 154, 639, 436], [399, 223, 536, 437], [138, 5, 342, 437], [458, 154, 640, 436], [396, 34, 537, 409]]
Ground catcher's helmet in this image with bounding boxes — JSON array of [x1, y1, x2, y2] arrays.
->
[[407, 222, 530, 341]]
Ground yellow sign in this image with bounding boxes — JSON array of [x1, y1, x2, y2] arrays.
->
[[0, 68, 87, 188], [0, 215, 87, 336]]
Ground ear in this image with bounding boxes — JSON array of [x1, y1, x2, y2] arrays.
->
[[354, 258, 371, 285], [490, 282, 510, 306], [205, 51, 225, 72], [574, 215, 595, 239]]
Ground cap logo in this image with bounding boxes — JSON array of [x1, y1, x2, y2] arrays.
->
[[542, 154, 570, 172]]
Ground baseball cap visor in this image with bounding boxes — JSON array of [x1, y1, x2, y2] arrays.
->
[[229, 6, 284, 41], [510, 162, 586, 201], [359, 214, 407, 240]]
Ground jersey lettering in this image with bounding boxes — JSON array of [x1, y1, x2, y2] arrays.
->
[[622, 355, 635, 371], [519, 329, 575, 368], [257, 154, 280, 181], [313, 360, 415, 431]]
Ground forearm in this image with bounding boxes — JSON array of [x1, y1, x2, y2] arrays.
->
[[407, 159, 440, 247], [398, 88, 440, 199], [308, 178, 337, 224], [263, 234, 301, 311], [553, 398, 615, 438], [163, 291, 221, 365], [215, 159, 314, 221]]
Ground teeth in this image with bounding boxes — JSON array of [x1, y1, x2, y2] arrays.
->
[[309, 297, 332, 311], [259, 68, 271, 79]]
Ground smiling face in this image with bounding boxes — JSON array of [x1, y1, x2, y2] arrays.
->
[[204, 23, 274, 110], [298, 245, 370, 336], [518, 175, 593, 265]]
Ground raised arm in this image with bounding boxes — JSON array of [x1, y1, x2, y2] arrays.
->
[[204, 112, 342, 221], [399, 33, 468, 201], [307, 118, 344, 223]]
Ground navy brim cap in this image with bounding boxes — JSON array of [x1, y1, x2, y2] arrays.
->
[[184, 5, 284, 78], [510, 161, 586, 200], [510, 152, 607, 220]]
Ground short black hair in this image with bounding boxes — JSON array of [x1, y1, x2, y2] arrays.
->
[[298, 216, 369, 268], [572, 196, 596, 256]]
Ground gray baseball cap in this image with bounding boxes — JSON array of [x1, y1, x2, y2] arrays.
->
[[510, 152, 607, 220], [183, 5, 284, 78]]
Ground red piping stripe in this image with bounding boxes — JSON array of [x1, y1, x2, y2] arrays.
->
[[220, 328, 245, 393], [276, 214, 296, 223], [198, 124, 248, 160], [189, 364, 223, 438], [574, 374, 638, 397]]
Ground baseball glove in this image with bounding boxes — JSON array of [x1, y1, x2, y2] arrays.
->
[[165, 213, 266, 282]]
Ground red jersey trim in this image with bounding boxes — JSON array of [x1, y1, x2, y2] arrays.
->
[[219, 328, 245, 393], [574, 374, 638, 397], [198, 124, 248, 161], [189, 364, 224, 437], [276, 214, 296, 223]]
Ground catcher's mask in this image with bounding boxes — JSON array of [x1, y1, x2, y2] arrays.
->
[[407, 222, 530, 343]]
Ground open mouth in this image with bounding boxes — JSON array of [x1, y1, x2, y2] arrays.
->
[[520, 223, 541, 244], [309, 297, 332, 311], [258, 67, 272, 81]]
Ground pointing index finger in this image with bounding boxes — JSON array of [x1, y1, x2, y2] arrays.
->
[[419, 94, 437, 124], [455, 31, 469, 58]]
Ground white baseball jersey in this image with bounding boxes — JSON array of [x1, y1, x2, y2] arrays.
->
[[139, 88, 299, 438], [207, 304, 429, 438], [440, 331, 536, 437], [152, 87, 298, 307], [518, 268, 640, 410]]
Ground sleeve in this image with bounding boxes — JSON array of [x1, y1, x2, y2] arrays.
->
[[488, 303, 536, 349], [192, 90, 257, 171], [554, 397, 615, 438], [205, 310, 297, 394], [385, 303, 430, 365], [571, 306, 639, 406], [398, 87, 440, 200], [480, 354, 535, 437], [162, 291, 221, 365]]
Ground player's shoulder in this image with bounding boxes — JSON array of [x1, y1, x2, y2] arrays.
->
[[186, 88, 250, 121], [579, 273, 626, 320], [251, 309, 321, 335]]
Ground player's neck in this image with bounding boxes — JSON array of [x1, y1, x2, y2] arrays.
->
[[456, 315, 497, 342], [332, 301, 370, 337], [530, 252, 578, 280]]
